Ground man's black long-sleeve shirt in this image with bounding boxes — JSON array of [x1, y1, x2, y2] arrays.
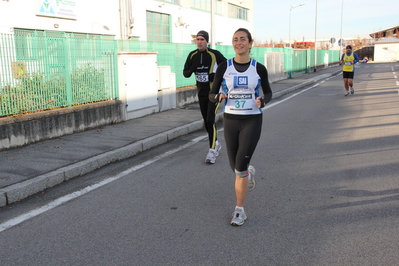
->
[[183, 48, 226, 97]]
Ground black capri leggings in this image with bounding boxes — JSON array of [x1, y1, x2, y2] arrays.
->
[[223, 114, 263, 174]]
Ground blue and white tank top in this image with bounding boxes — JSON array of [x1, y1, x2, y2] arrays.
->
[[221, 58, 262, 115]]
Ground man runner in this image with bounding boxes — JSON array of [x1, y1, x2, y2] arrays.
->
[[340, 45, 359, 96], [183, 30, 227, 163]]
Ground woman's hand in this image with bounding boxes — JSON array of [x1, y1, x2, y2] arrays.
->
[[219, 93, 228, 102], [255, 97, 262, 108]]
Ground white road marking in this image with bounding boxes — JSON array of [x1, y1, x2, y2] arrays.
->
[[0, 137, 207, 233], [0, 74, 334, 234], [264, 76, 333, 110]]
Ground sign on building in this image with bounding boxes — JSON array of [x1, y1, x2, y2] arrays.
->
[[36, 0, 77, 20]]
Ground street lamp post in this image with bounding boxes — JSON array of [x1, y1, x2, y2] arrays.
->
[[211, 0, 215, 49], [289, 3, 305, 48], [314, 0, 318, 72], [339, 0, 344, 61]]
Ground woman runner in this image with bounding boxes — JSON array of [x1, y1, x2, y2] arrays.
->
[[209, 28, 273, 226]]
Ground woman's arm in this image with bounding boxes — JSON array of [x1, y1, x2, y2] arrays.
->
[[257, 63, 273, 107], [209, 61, 227, 103]]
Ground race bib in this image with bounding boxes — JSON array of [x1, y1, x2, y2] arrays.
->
[[228, 93, 253, 110], [195, 72, 209, 82], [344, 62, 351, 65]]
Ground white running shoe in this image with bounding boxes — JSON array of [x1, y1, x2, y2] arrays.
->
[[231, 208, 247, 226], [248, 165, 256, 191], [215, 141, 222, 156], [345, 91, 350, 97], [205, 149, 217, 164], [350, 87, 354, 94]]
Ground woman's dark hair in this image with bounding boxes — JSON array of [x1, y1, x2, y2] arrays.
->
[[234, 28, 253, 43]]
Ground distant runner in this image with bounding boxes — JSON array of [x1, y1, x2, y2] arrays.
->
[[340, 45, 359, 96]]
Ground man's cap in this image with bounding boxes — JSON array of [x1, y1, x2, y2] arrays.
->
[[346, 45, 352, 49], [196, 30, 209, 42]]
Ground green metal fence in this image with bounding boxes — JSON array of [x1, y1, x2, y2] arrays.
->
[[117, 40, 199, 88], [116, 40, 240, 88], [1, 31, 340, 117], [292, 49, 308, 74], [0, 31, 118, 117], [116, 41, 340, 89]]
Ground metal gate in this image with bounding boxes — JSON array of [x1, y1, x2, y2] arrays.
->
[[264, 52, 287, 83]]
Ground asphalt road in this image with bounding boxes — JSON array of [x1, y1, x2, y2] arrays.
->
[[1, 62, 399, 265]]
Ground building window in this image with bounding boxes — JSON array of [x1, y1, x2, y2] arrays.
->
[[228, 3, 248, 20], [157, 0, 180, 4], [190, 0, 222, 13], [190, 0, 210, 11], [146, 11, 171, 43]]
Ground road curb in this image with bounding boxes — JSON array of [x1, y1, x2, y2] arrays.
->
[[272, 80, 314, 99], [0, 70, 341, 207], [0, 119, 205, 206]]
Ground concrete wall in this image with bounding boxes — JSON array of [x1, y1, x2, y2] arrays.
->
[[176, 86, 198, 108], [0, 101, 122, 151], [374, 43, 399, 62], [0, 87, 198, 151]]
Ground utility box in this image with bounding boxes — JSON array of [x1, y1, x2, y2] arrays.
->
[[157, 66, 176, 112], [118, 52, 158, 120]]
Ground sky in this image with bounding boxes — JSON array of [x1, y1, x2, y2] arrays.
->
[[253, 0, 399, 44]]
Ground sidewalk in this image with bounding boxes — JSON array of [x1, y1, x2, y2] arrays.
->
[[0, 66, 342, 207]]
